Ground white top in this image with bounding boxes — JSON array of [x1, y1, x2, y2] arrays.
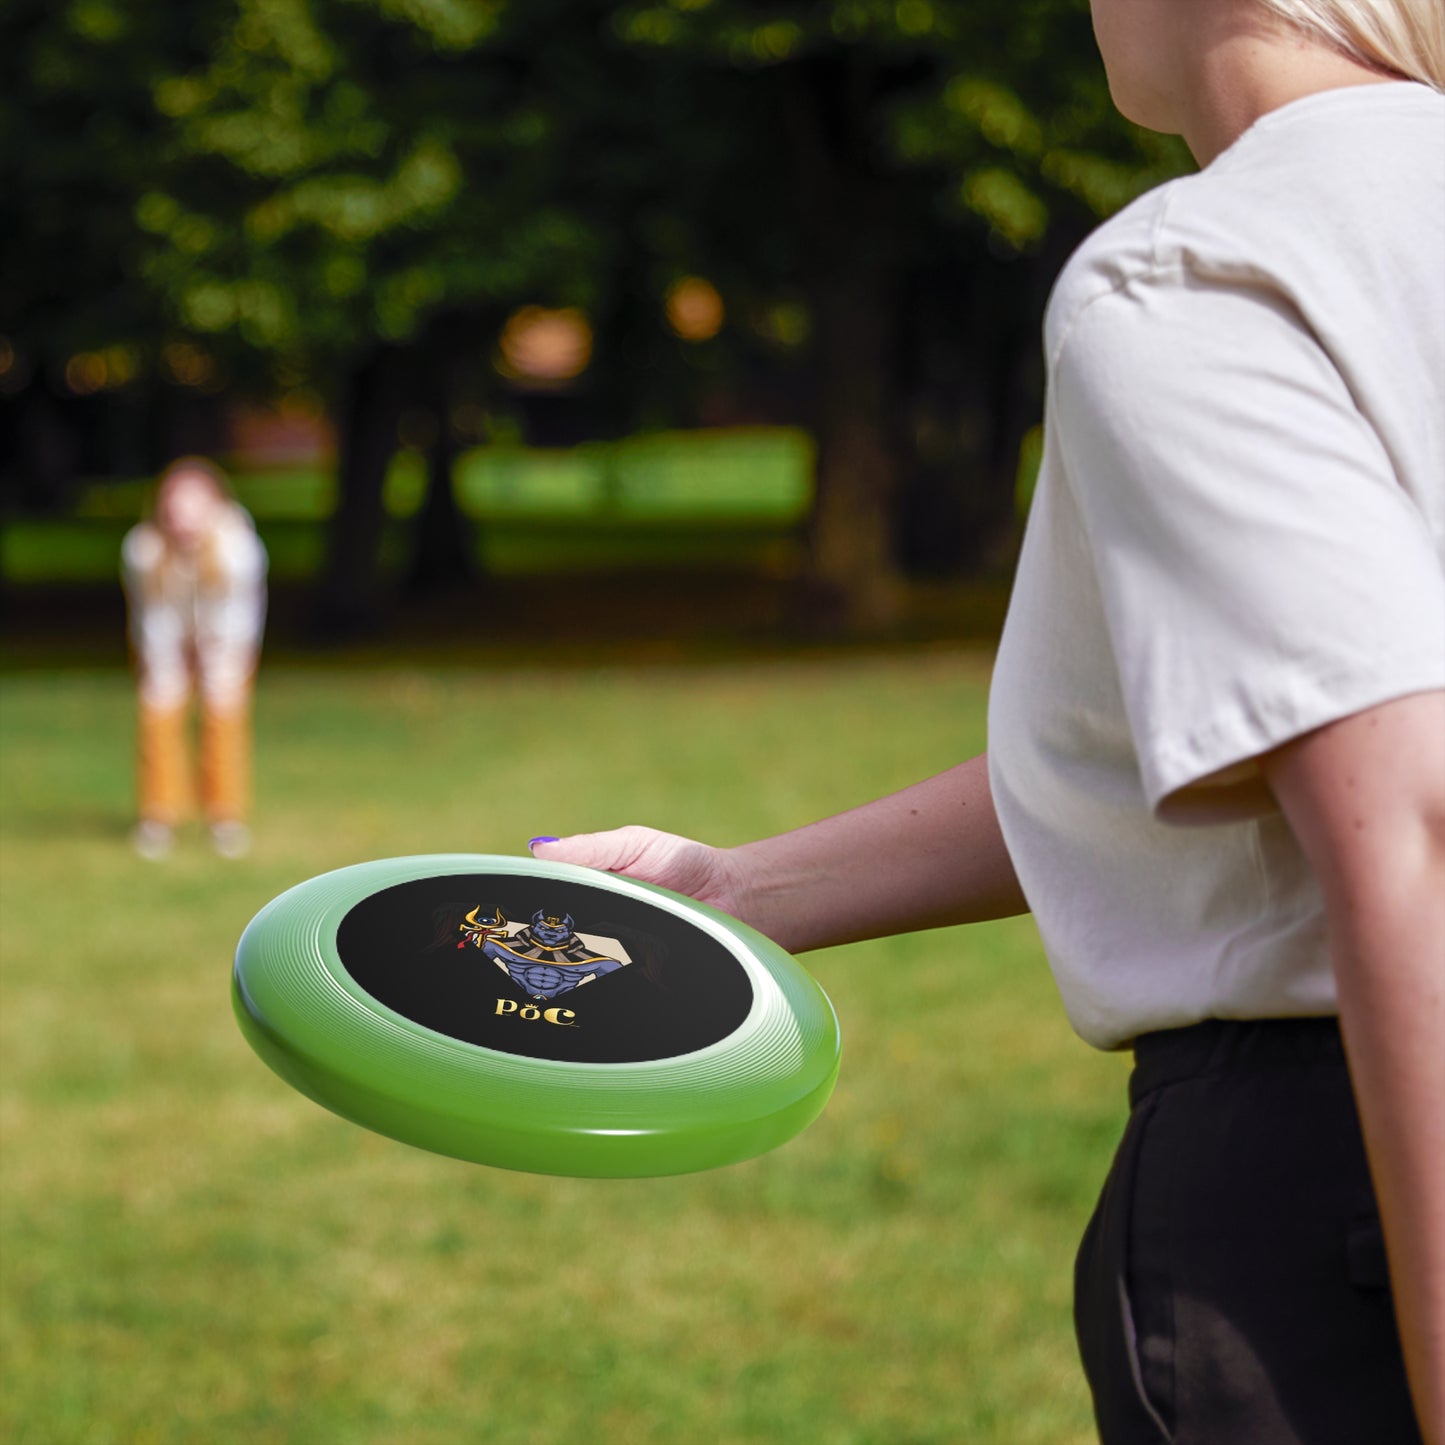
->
[[122, 502, 268, 709], [988, 83, 1445, 1050]]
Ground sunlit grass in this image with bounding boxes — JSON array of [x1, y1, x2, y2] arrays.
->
[[1, 656, 1125, 1444]]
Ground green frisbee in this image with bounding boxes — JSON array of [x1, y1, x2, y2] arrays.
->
[[232, 854, 840, 1177]]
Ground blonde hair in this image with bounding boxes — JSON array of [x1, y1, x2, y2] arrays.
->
[[1257, 0, 1445, 89]]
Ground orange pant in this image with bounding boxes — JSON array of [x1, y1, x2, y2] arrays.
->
[[137, 693, 252, 826]]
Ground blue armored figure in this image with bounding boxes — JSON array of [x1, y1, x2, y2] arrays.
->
[[482, 909, 627, 1001]]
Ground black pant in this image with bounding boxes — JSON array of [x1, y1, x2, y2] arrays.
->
[[1074, 1018, 1422, 1445]]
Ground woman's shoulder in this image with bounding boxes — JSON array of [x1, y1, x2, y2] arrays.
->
[[1045, 83, 1445, 367], [1043, 182, 1184, 363]]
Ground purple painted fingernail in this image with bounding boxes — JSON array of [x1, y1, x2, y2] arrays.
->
[[528, 836, 559, 851]]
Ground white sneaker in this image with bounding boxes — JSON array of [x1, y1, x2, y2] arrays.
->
[[210, 821, 252, 859], [132, 820, 174, 861]]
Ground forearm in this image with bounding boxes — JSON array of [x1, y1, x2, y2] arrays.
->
[[726, 752, 1028, 954], [1330, 852, 1445, 1445]]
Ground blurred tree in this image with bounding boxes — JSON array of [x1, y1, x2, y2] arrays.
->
[[124, 0, 782, 630], [606, 0, 1191, 626], [0, 0, 211, 508], [124, 0, 614, 631], [2, 0, 1189, 632]]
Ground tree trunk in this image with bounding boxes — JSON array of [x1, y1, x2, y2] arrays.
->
[[780, 58, 908, 635], [804, 271, 905, 633], [314, 346, 404, 640], [405, 309, 501, 595], [405, 410, 474, 595]]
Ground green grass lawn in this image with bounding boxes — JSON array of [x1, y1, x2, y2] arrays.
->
[[0, 653, 1127, 1445]]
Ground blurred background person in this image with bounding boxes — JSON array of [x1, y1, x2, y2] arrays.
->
[[121, 457, 267, 860]]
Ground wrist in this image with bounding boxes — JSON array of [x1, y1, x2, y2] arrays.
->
[[718, 842, 789, 948], [723, 840, 828, 954]]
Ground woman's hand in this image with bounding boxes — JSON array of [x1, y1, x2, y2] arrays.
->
[[531, 827, 754, 921]]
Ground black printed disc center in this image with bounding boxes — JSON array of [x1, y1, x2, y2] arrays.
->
[[335, 875, 755, 1064]]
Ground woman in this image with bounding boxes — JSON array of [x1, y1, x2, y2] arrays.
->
[[122, 457, 267, 859], [531, 2, 1444, 1440]]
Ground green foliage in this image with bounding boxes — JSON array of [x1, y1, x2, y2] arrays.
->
[[125, 0, 604, 371], [2, 0, 1190, 386], [0, 1, 183, 362], [0, 657, 1127, 1444], [607, 0, 1190, 248]]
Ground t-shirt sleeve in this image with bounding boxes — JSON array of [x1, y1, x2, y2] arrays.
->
[[1052, 273, 1445, 823]]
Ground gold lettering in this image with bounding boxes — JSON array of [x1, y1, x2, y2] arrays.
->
[[496, 999, 579, 1026]]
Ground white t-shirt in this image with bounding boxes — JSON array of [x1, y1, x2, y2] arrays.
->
[[988, 82, 1445, 1051], [122, 502, 268, 709]]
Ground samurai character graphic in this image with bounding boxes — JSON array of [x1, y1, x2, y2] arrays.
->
[[482, 909, 627, 1001], [457, 906, 508, 950]]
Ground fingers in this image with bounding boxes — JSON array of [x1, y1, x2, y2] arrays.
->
[[529, 826, 656, 875], [528, 826, 744, 918]]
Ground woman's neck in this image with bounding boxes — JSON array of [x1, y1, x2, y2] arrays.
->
[[1178, 9, 1401, 166]]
